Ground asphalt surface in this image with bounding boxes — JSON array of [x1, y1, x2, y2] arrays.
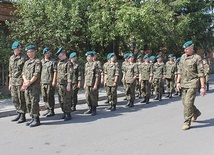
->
[[0, 77, 214, 155]]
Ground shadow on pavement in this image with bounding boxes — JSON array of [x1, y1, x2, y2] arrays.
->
[[191, 118, 214, 129]]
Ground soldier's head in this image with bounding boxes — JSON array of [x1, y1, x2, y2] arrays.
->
[[123, 53, 129, 62], [25, 45, 36, 59], [143, 54, 149, 63], [43, 47, 51, 59], [12, 41, 21, 54], [55, 47, 67, 60], [136, 54, 142, 62], [85, 51, 94, 62], [108, 53, 116, 62], [168, 54, 174, 61], [91, 51, 97, 61], [127, 53, 134, 63], [149, 56, 155, 63], [183, 40, 194, 56], [69, 52, 77, 62], [156, 54, 163, 63]]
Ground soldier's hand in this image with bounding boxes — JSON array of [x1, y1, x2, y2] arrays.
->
[[130, 79, 135, 84], [93, 85, 97, 91], [176, 83, 181, 90], [77, 83, 81, 89], [52, 81, 56, 87], [113, 82, 116, 87], [66, 84, 71, 92], [200, 88, 206, 96], [8, 85, 11, 91]]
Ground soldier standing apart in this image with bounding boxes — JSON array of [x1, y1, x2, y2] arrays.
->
[[21, 45, 41, 127], [165, 54, 176, 98], [121, 53, 129, 100], [84, 51, 99, 116], [9, 41, 27, 123], [177, 41, 206, 130], [104, 53, 119, 111], [41, 47, 57, 117], [139, 54, 153, 104], [69, 52, 81, 111], [152, 54, 166, 101], [55, 48, 73, 121], [125, 53, 139, 107], [135, 55, 143, 98]]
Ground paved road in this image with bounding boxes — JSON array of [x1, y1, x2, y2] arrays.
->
[[0, 79, 214, 155]]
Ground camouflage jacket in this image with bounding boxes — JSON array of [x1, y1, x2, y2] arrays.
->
[[139, 62, 153, 81], [153, 62, 166, 79], [72, 63, 81, 84], [84, 62, 99, 87], [165, 61, 176, 79], [124, 63, 139, 83], [203, 64, 210, 76], [9, 53, 27, 86], [178, 53, 204, 88], [41, 58, 57, 84], [104, 62, 120, 86]]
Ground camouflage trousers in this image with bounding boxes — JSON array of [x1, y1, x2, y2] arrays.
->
[[135, 79, 142, 97], [181, 88, 200, 125], [71, 84, 79, 107], [58, 84, 73, 113], [125, 83, 135, 101], [153, 78, 164, 96], [141, 80, 151, 98], [165, 78, 175, 93], [11, 85, 26, 114], [85, 86, 98, 107], [106, 86, 117, 105], [205, 75, 209, 84], [41, 84, 55, 110], [122, 79, 128, 98], [25, 85, 40, 117]]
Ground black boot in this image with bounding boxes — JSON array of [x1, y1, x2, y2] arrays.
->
[[140, 97, 146, 103], [29, 117, 41, 127], [91, 106, 97, 116], [129, 100, 134, 107], [154, 95, 159, 100], [84, 106, 92, 114], [105, 103, 112, 110], [71, 105, 76, 111], [207, 83, 209, 91], [17, 113, 26, 123], [125, 100, 130, 107], [26, 117, 34, 126], [146, 97, 150, 104], [169, 92, 173, 98], [123, 97, 127, 100], [111, 104, 116, 111], [64, 112, 72, 121], [159, 94, 162, 101], [46, 109, 55, 117], [174, 91, 178, 95], [42, 109, 50, 116], [59, 113, 66, 119], [11, 113, 21, 122], [105, 98, 109, 104], [165, 93, 170, 98]]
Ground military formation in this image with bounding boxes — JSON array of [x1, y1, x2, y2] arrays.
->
[[8, 40, 209, 130]]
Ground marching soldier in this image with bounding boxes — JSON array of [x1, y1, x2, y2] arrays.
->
[[177, 40, 206, 130], [21, 45, 41, 127], [84, 51, 100, 116], [135, 55, 143, 98], [139, 54, 153, 104], [55, 48, 73, 121], [104, 53, 119, 111], [41, 47, 57, 117], [103, 54, 111, 104], [150, 55, 156, 96], [174, 57, 181, 96], [9, 41, 27, 123], [124, 53, 139, 107], [121, 53, 129, 100], [202, 59, 210, 91], [165, 54, 176, 98], [152, 54, 166, 101], [69, 52, 81, 111]]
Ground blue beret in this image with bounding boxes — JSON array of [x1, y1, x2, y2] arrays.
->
[[176, 57, 181, 62], [127, 53, 134, 59], [123, 53, 129, 59], [150, 56, 155, 61], [168, 54, 173, 58], [69, 52, 77, 58], [107, 53, 115, 60], [85, 51, 94, 56], [11, 41, 20, 50], [42, 47, 50, 54], [137, 54, 142, 59], [88, 51, 96, 55], [143, 54, 149, 59], [25, 45, 36, 51], [182, 40, 193, 48], [55, 47, 63, 56], [156, 54, 162, 59]]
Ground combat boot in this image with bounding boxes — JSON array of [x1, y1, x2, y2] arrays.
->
[[129, 100, 134, 107], [111, 104, 116, 111], [42, 109, 50, 116], [169, 92, 173, 98], [26, 117, 34, 126], [182, 124, 190, 130], [91, 106, 97, 116], [140, 97, 146, 103], [174, 91, 178, 95], [29, 117, 41, 127], [191, 112, 201, 122], [125, 100, 130, 107], [64, 112, 72, 121], [71, 105, 76, 111], [165, 93, 170, 98], [17, 113, 26, 123], [159, 94, 162, 101], [84, 106, 92, 114], [105, 98, 109, 104], [59, 113, 66, 119], [154, 95, 159, 100], [105, 102, 112, 111], [11, 113, 21, 122], [46, 109, 55, 117]]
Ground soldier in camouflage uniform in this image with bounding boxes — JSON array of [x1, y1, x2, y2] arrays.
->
[[9, 41, 27, 123], [69, 52, 81, 111], [202, 59, 210, 91], [177, 41, 206, 130], [21, 45, 41, 127], [103, 54, 111, 104], [150, 56, 156, 96], [174, 57, 181, 96], [84, 51, 100, 116], [124, 53, 139, 107], [41, 47, 57, 117], [152, 54, 166, 101], [139, 54, 153, 104], [104, 53, 119, 111], [55, 48, 73, 121], [165, 54, 176, 98], [122, 53, 129, 100], [135, 55, 143, 98]]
